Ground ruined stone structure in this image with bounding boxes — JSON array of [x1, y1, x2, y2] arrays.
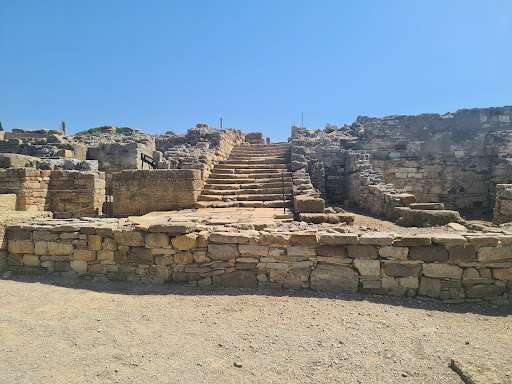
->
[[1, 106, 512, 304]]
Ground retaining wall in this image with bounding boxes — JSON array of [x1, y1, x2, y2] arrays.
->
[[112, 169, 203, 216], [5, 220, 511, 304]]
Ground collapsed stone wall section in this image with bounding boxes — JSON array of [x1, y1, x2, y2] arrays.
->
[[5, 221, 512, 304]]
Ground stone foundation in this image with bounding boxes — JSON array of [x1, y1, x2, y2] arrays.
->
[[6, 219, 511, 304]]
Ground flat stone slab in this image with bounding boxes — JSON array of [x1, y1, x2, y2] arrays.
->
[[409, 203, 445, 210], [450, 358, 505, 384]]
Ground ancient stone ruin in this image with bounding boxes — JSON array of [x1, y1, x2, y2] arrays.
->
[[1, 107, 512, 304]]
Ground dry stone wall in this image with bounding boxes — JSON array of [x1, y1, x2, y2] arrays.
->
[[5, 220, 511, 304]]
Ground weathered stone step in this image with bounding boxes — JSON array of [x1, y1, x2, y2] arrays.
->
[[209, 172, 292, 180], [203, 181, 293, 190], [195, 200, 293, 209], [198, 193, 293, 202], [228, 155, 290, 161], [215, 164, 288, 170], [205, 177, 292, 185], [220, 158, 287, 165], [201, 189, 293, 196], [211, 168, 286, 175]]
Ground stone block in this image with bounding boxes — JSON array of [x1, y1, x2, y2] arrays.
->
[[209, 232, 257, 245], [208, 244, 239, 260], [97, 250, 114, 261], [70, 260, 88, 273], [171, 233, 198, 250], [384, 263, 421, 277], [34, 241, 47, 255], [88, 235, 102, 251], [294, 195, 325, 213], [449, 246, 476, 261], [212, 271, 257, 288], [8, 253, 23, 266], [114, 231, 145, 247], [319, 233, 358, 245], [23, 254, 40, 267], [478, 246, 512, 262], [422, 264, 462, 279], [418, 277, 441, 298], [145, 233, 170, 248], [74, 250, 96, 262], [287, 246, 315, 257], [394, 236, 431, 247], [466, 236, 500, 246], [128, 247, 153, 264], [466, 284, 505, 298], [174, 252, 194, 264], [239, 244, 269, 257], [290, 233, 318, 246], [6, 230, 30, 240], [47, 242, 73, 256], [316, 245, 345, 257], [353, 259, 380, 276], [310, 264, 359, 293], [432, 235, 467, 246], [359, 234, 393, 246], [409, 246, 448, 262], [379, 246, 408, 259], [493, 268, 512, 280], [259, 233, 290, 247], [148, 222, 197, 234], [346, 245, 377, 259], [8, 240, 34, 254], [398, 277, 419, 289], [269, 270, 287, 282]]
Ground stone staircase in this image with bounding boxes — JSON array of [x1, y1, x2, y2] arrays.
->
[[195, 143, 293, 208]]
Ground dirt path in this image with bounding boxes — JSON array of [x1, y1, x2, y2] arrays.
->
[[0, 275, 510, 384]]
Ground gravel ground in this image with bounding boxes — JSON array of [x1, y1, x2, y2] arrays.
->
[[0, 274, 511, 384]]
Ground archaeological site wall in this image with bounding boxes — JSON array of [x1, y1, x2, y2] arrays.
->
[[5, 219, 512, 303], [112, 169, 203, 216]]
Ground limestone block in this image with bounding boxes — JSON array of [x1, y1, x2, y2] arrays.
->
[[97, 250, 114, 261], [173, 252, 194, 264], [287, 268, 311, 282], [8, 254, 23, 266], [88, 235, 102, 251], [310, 264, 359, 293], [259, 233, 290, 247], [379, 246, 408, 259], [493, 268, 512, 280], [422, 264, 462, 279], [449, 246, 476, 261], [70, 260, 88, 273], [209, 232, 257, 245], [74, 250, 96, 262], [431, 235, 467, 246], [316, 245, 345, 257], [266, 262, 289, 270], [102, 237, 116, 251], [34, 241, 48, 255], [8, 240, 34, 254], [128, 247, 153, 264], [466, 236, 499, 246], [290, 233, 318, 246], [114, 231, 145, 247], [398, 277, 419, 289], [418, 277, 441, 298], [148, 222, 197, 234], [6, 230, 31, 240], [294, 195, 325, 213], [384, 263, 421, 277], [47, 242, 73, 256], [478, 246, 512, 262], [346, 246, 378, 259], [286, 246, 315, 257], [394, 236, 431, 247], [409, 246, 448, 262], [269, 270, 287, 282], [171, 233, 198, 250], [238, 244, 269, 257], [353, 259, 380, 276], [319, 233, 358, 245], [208, 244, 239, 260], [154, 255, 174, 266], [212, 271, 257, 288], [466, 284, 505, 298], [23, 254, 40, 267], [359, 234, 393, 246], [268, 247, 285, 257]]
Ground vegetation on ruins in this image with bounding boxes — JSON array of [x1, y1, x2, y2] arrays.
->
[[73, 126, 123, 136]]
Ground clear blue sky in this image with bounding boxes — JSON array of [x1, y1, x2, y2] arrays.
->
[[1, 1, 511, 142]]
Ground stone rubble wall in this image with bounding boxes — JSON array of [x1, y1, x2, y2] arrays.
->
[[112, 169, 203, 216], [0, 168, 105, 218], [493, 184, 512, 225], [5, 220, 511, 304]]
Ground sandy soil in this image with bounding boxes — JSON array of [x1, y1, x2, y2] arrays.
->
[[0, 274, 510, 384]]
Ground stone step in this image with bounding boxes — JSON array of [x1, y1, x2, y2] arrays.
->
[[219, 158, 287, 165], [211, 168, 287, 175], [195, 200, 293, 209], [203, 181, 293, 190], [209, 172, 292, 180], [215, 164, 288, 170], [198, 193, 293, 202], [228, 155, 290, 161], [201, 188, 293, 196], [205, 177, 292, 185]]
